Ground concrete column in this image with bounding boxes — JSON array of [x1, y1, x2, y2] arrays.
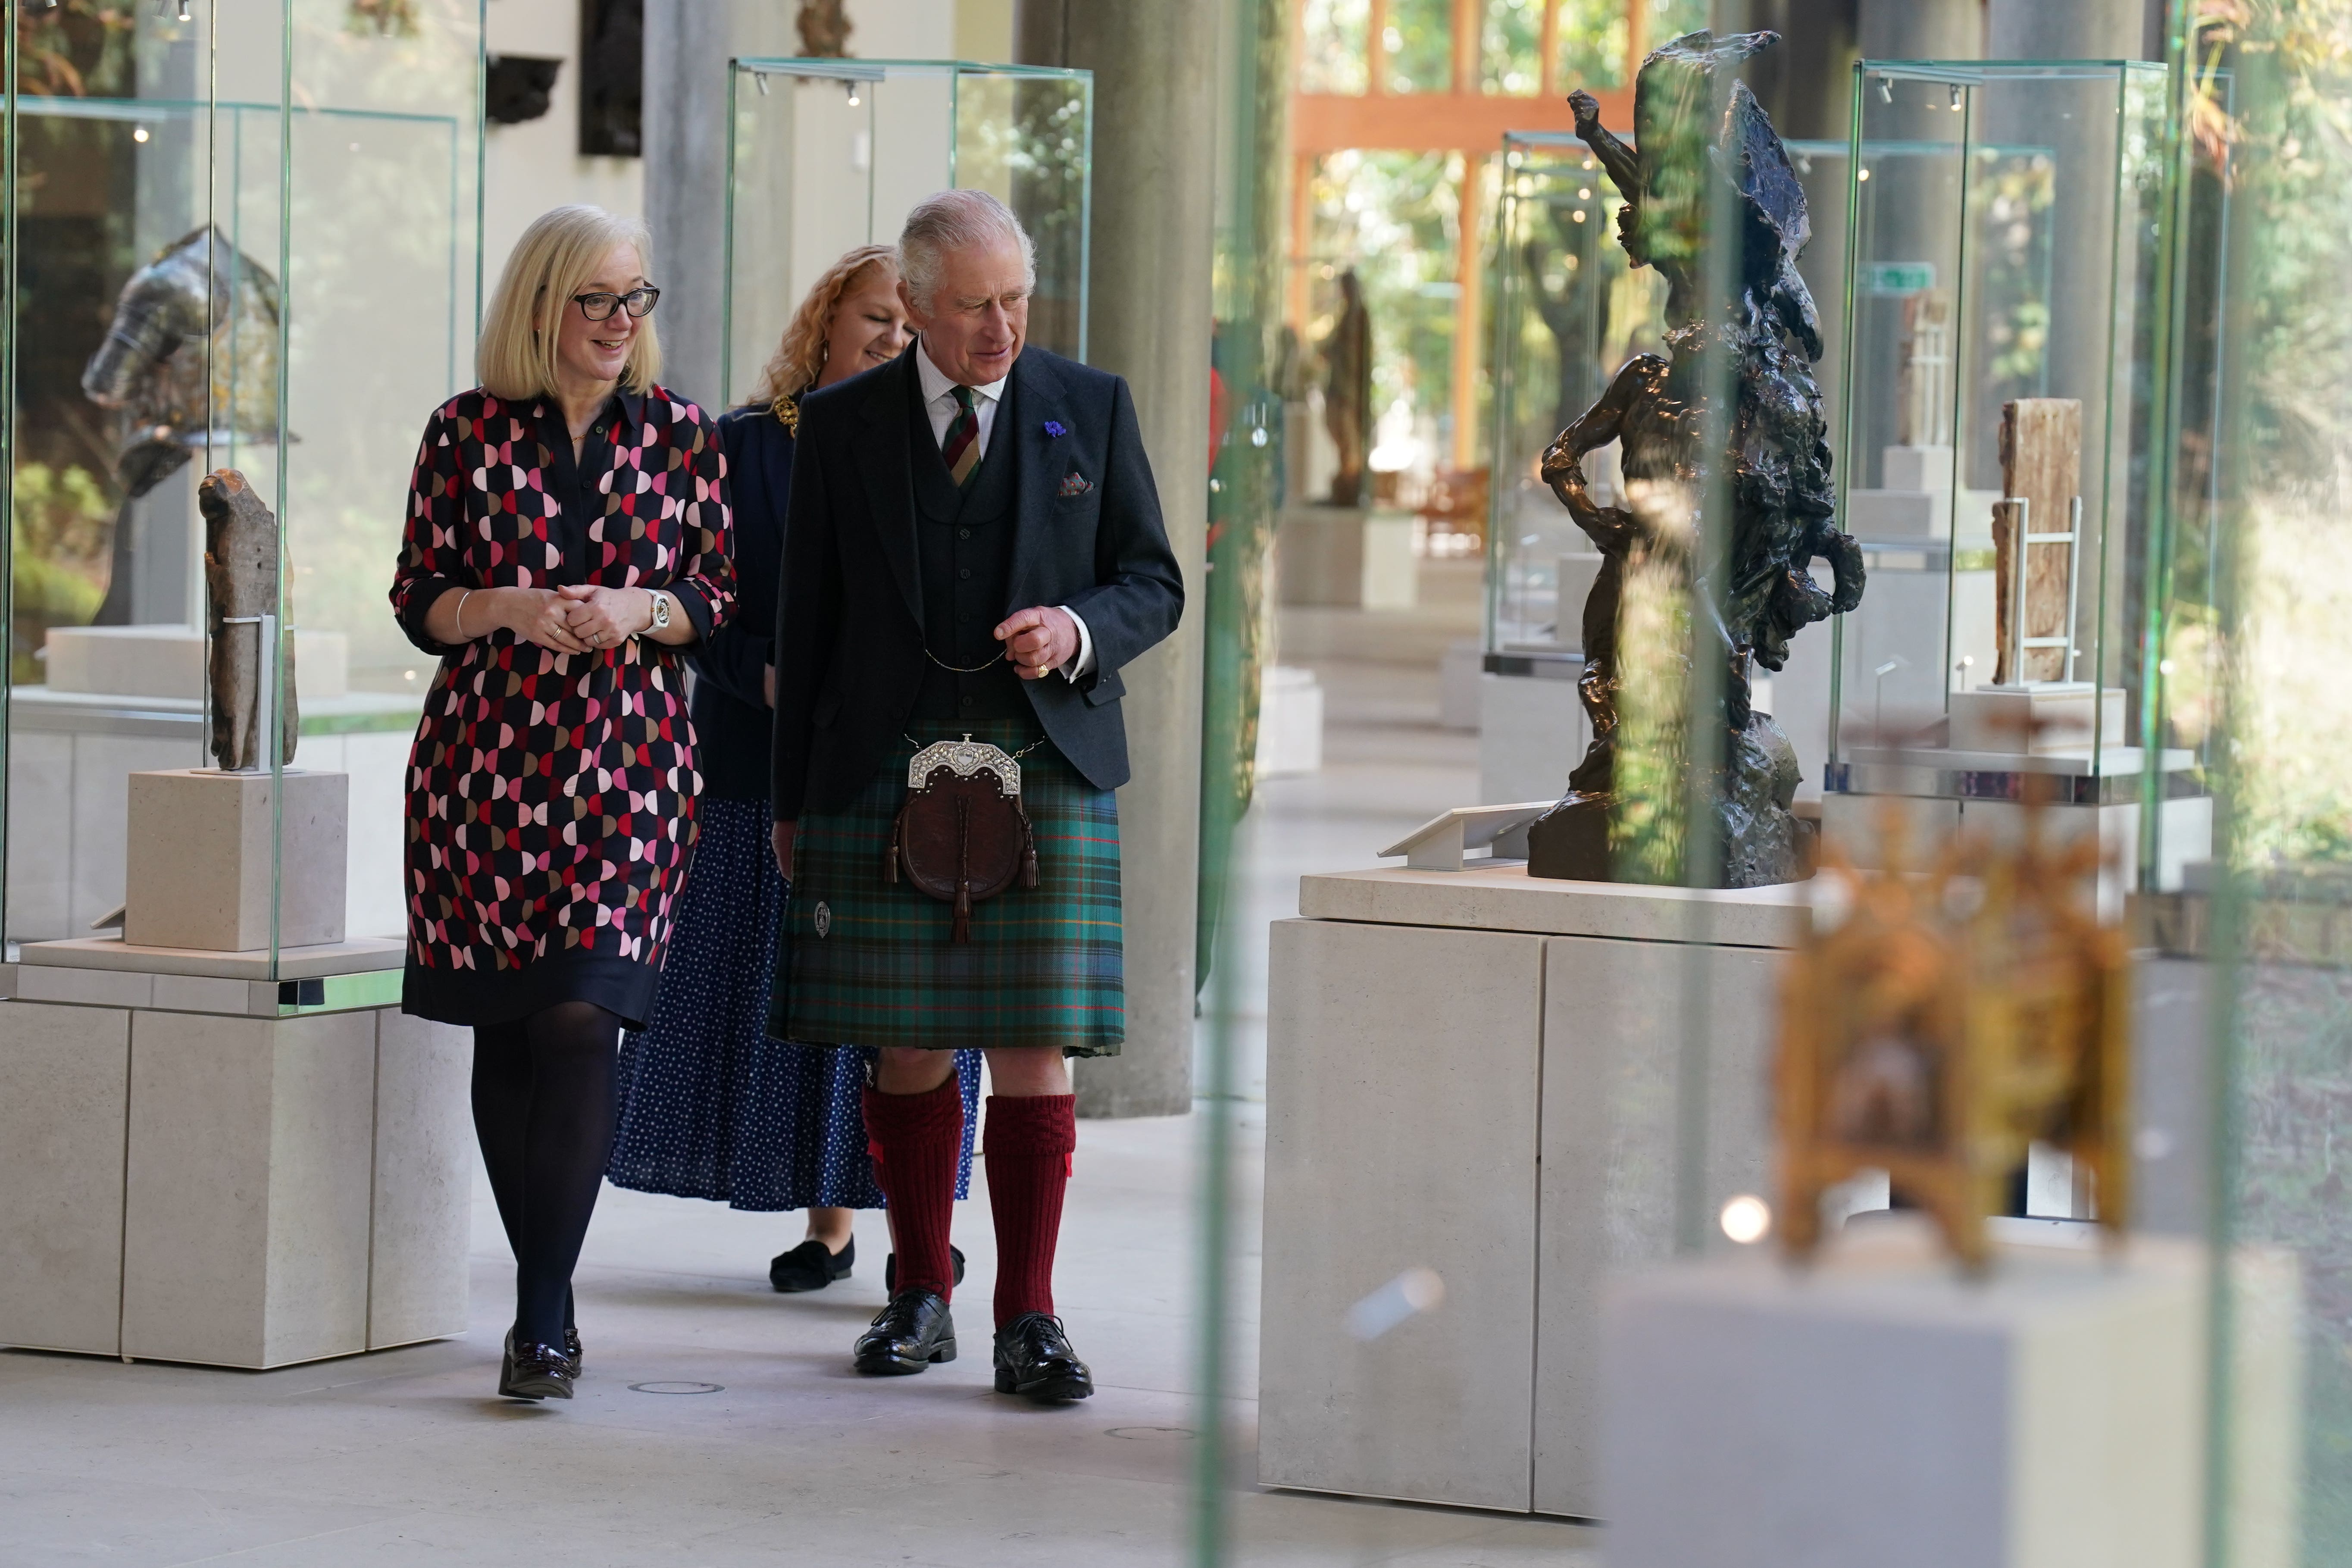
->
[[1985, 0, 2159, 59], [1018, 0, 1217, 1117], [640, 0, 731, 409], [1855, 0, 1979, 60], [1719, 0, 1858, 144]]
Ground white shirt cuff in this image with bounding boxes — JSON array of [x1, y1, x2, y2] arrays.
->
[[1057, 606, 1096, 681]]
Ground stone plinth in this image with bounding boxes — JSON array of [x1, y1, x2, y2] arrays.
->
[[1601, 1224, 2299, 1568], [0, 936, 468, 1369], [125, 767, 347, 951], [1948, 683, 2125, 754], [44, 621, 349, 703], [1261, 864, 1805, 1516], [1276, 505, 1419, 609]]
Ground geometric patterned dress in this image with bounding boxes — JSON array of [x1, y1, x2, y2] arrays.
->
[[388, 384, 734, 1030]]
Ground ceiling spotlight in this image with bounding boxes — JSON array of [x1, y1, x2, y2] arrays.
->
[[754, 72, 770, 97], [1877, 76, 1892, 104], [1949, 83, 1963, 110], [844, 81, 861, 107]]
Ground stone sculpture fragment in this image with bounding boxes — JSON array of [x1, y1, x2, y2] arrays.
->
[[197, 469, 299, 772]]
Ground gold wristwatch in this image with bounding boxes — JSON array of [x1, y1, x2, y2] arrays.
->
[[648, 589, 672, 632]]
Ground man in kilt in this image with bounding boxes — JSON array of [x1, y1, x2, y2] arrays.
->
[[770, 190, 1184, 1402]]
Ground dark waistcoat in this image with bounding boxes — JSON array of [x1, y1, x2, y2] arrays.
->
[[908, 371, 1026, 722]]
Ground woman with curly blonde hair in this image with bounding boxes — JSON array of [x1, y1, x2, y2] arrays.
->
[[608, 244, 983, 1297]]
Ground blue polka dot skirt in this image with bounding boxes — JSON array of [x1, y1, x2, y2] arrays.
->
[[608, 798, 981, 1211]]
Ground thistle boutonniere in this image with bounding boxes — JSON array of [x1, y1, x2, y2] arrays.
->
[[1043, 420, 1067, 438]]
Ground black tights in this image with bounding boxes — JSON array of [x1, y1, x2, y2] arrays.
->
[[471, 1002, 622, 1348]]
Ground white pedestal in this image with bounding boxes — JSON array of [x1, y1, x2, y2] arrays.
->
[[1276, 506, 1420, 609], [1478, 666, 1590, 805], [0, 937, 469, 1368], [1360, 512, 1418, 609], [1822, 757, 2214, 918], [1949, 684, 2126, 754], [125, 768, 348, 951], [1260, 865, 1807, 1515], [1255, 665, 1324, 778], [1438, 638, 1482, 731], [44, 622, 350, 703], [1601, 1225, 2299, 1568], [3, 689, 416, 945]]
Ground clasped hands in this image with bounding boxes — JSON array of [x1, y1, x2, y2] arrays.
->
[[994, 605, 1078, 680], [510, 585, 654, 656]]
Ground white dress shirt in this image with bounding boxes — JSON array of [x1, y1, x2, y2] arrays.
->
[[913, 339, 1095, 681]]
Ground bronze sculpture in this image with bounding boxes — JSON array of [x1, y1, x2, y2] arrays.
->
[[197, 469, 299, 772], [1319, 269, 1373, 506], [796, 0, 852, 58], [1525, 30, 1864, 886]]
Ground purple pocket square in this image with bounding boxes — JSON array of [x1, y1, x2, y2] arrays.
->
[[1057, 472, 1095, 498]]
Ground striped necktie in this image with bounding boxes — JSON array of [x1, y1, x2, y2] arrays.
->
[[941, 384, 982, 489]]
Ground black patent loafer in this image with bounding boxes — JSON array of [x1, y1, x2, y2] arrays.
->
[[992, 1312, 1093, 1402], [882, 1243, 965, 1293], [769, 1236, 855, 1293], [500, 1334, 578, 1401], [853, 1289, 956, 1376]]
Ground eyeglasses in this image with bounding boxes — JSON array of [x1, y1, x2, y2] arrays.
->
[[572, 287, 660, 322]]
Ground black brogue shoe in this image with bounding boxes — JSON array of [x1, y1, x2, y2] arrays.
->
[[854, 1289, 957, 1376], [992, 1313, 1093, 1403]]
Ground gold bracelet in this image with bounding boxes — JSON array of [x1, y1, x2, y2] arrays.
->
[[455, 588, 474, 640]]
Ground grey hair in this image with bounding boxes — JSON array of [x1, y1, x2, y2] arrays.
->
[[897, 189, 1036, 311]]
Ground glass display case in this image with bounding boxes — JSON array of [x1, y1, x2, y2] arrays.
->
[[1823, 59, 2209, 907], [4, 1, 483, 964], [721, 58, 1091, 409]]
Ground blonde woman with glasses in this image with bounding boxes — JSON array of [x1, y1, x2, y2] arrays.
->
[[388, 204, 734, 1402], [607, 245, 983, 1300]]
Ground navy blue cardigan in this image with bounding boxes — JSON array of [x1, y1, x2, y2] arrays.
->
[[692, 404, 792, 801]]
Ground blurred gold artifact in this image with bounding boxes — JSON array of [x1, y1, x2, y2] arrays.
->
[[1777, 802, 2129, 1271]]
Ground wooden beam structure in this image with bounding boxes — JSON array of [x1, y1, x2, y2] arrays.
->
[[1290, 84, 1631, 155], [1286, 0, 1649, 485]]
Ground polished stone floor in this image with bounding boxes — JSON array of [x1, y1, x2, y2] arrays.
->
[[0, 648, 1598, 1567]]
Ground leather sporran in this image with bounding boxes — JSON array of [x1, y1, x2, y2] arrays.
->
[[887, 735, 1039, 941]]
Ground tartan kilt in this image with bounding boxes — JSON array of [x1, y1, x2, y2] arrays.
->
[[771, 717, 1125, 1057]]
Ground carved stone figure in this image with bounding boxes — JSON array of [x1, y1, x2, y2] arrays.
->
[[1319, 269, 1373, 506], [197, 469, 299, 771], [796, 0, 852, 57], [1525, 30, 1864, 887]]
